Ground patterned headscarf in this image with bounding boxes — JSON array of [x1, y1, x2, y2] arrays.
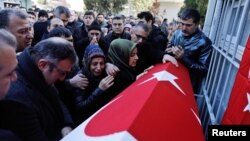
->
[[83, 44, 105, 70]]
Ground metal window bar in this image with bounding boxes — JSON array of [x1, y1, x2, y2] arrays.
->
[[214, 0, 230, 48], [225, 0, 243, 55], [208, 49, 222, 102], [232, 0, 250, 60], [211, 56, 226, 111], [205, 49, 218, 91], [215, 63, 233, 122], [221, 0, 235, 52], [204, 48, 216, 90]]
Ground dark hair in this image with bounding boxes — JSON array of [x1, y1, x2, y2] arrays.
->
[[31, 37, 76, 64], [27, 11, 36, 17], [84, 11, 95, 18], [54, 6, 70, 18], [48, 27, 72, 38], [135, 23, 149, 32], [112, 15, 124, 21], [0, 8, 28, 29], [97, 12, 105, 17], [180, 8, 200, 24], [38, 10, 48, 18], [137, 11, 154, 23]]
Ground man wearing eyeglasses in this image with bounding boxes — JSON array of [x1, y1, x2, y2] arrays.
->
[[5, 37, 77, 140], [166, 8, 212, 93]]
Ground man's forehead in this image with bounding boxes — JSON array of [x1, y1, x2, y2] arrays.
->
[[112, 19, 123, 23], [180, 18, 194, 23]]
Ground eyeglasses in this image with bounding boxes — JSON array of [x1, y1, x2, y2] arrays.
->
[[48, 62, 70, 77], [135, 34, 147, 41]]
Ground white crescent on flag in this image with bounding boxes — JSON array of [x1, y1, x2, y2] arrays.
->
[[61, 95, 138, 141]]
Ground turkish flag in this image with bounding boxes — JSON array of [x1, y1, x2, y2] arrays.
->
[[222, 36, 250, 124], [61, 63, 204, 141]]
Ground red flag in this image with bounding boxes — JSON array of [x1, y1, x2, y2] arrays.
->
[[222, 36, 250, 124], [61, 63, 204, 141]]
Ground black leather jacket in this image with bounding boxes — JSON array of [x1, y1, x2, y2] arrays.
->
[[170, 29, 212, 93]]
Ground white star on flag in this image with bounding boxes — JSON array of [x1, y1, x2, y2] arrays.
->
[[243, 93, 250, 112], [138, 70, 185, 95]]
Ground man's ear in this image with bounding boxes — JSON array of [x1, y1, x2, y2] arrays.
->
[[148, 19, 153, 25], [37, 59, 49, 71]]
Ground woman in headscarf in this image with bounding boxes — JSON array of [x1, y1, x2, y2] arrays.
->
[[106, 39, 139, 100], [73, 44, 114, 125]]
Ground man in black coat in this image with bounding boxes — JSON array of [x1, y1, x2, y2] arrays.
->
[[137, 11, 168, 52], [75, 24, 108, 68], [0, 29, 21, 141], [103, 15, 131, 47], [5, 37, 77, 141]]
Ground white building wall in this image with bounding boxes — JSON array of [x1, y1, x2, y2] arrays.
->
[[158, 1, 184, 22]]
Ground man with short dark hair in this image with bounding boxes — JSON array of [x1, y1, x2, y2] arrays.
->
[[73, 11, 96, 45], [104, 15, 131, 47], [5, 37, 77, 140], [0, 8, 33, 52], [167, 8, 212, 93], [137, 11, 168, 52], [54, 6, 71, 26]]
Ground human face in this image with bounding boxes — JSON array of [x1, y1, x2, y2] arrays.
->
[[28, 14, 36, 25], [38, 16, 48, 22], [59, 14, 69, 26], [41, 59, 72, 85], [8, 15, 33, 52], [97, 15, 104, 23], [131, 27, 148, 45], [129, 48, 138, 67], [138, 18, 152, 29], [179, 18, 198, 36], [83, 15, 94, 26], [112, 19, 124, 34], [0, 45, 17, 99], [49, 18, 64, 32], [88, 30, 101, 42], [90, 57, 105, 77]]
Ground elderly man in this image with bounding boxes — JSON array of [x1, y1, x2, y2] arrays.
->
[[0, 8, 33, 53], [167, 8, 212, 93], [4, 37, 77, 141]]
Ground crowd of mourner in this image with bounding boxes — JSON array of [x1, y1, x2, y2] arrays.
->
[[0, 5, 212, 140]]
